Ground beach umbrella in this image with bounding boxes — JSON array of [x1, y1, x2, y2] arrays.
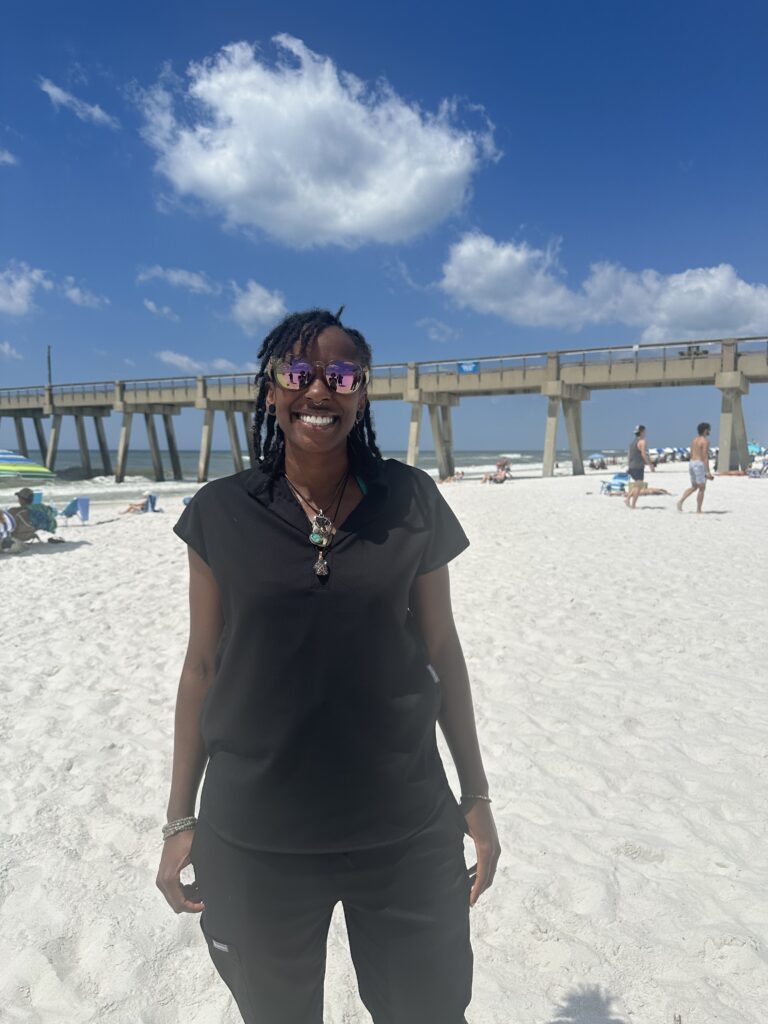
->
[[747, 442, 763, 456], [0, 449, 55, 483], [588, 453, 604, 461]]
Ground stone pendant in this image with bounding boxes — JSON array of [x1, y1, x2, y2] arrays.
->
[[313, 551, 329, 577], [309, 512, 332, 549]]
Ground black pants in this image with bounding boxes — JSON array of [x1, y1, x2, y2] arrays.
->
[[190, 799, 473, 1024]]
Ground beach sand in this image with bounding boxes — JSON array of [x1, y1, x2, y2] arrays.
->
[[1, 466, 766, 1023]]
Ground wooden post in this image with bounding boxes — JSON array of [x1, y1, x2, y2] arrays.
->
[[144, 412, 165, 482], [93, 416, 113, 476], [406, 402, 423, 467], [33, 417, 48, 462], [562, 398, 585, 475], [75, 414, 93, 477], [226, 409, 244, 473], [428, 404, 450, 480], [198, 408, 215, 482], [440, 404, 455, 476], [163, 413, 183, 481], [46, 414, 62, 470], [543, 397, 560, 477], [115, 412, 133, 484], [14, 417, 29, 458], [242, 410, 256, 466]]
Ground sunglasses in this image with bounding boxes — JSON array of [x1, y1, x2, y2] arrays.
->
[[270, 358, 368, 394]]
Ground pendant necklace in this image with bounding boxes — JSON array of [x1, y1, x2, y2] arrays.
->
[[285, 469, 350, 577]]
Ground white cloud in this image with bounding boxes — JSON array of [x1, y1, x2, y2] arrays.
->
[[211, 358, 239, 371], [155, 349, 203, 372], [144, 298, 180, 322], [0, 149, 17, 166], [417, 317, 461, 343], [39, 77, 120, 129], [63, 277, 109, 309], [0, 261, 52, 315], [138, 36, 496, 248], [124, 358, 136, 367], [136, 264, 219, 294], [230, 279, 286, 334], [440, 232, 768, 341], [0, 341, 22, 360]]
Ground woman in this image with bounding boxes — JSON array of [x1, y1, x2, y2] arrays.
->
[[157, 308, 500, 1024]]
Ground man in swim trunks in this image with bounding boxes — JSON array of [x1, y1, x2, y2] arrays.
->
[[625, 424, 655, 508], [677, 422, 714, 513]]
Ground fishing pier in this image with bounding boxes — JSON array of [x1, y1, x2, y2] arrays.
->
[[1, 336, 766, 481]]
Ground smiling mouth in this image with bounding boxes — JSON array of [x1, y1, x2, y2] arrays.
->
[[293, 412, 339, 428]]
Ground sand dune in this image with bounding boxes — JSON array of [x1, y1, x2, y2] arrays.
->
[[1, 466, 765, 1023]]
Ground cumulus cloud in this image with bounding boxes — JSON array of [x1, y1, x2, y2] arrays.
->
[[138, 36, 496, 248], [0, 261, 52, 315], [39, 78, 120, 129], [211, 358, 239, 371], [144, 298, 180, 322], [0, 341, 22, 360], [231, 280, 287, 334], [440, 232, 768, 341], [136, 264, 219, 294], [0, 149, 17, 166], [155, 349, 203, 372], [62, 277, 109, 309], [417, 317, 461, 343]]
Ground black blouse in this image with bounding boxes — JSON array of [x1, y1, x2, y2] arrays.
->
[[174, 458, 469, 853]]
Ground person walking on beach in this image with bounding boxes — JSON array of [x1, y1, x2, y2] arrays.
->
[[157, 308, 500, 1024], [625, 424, 655, 508], [677, 422, 714, 513]]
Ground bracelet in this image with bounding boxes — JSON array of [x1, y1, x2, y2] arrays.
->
[[460, 794, 492, 803], [162, 816, 197, 841]]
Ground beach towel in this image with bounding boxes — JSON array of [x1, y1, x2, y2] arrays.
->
[[25, 503, 58, 533]]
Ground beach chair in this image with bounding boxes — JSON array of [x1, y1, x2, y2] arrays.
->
[[58, 497, 90, 523]]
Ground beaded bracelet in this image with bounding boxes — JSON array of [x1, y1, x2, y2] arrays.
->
[[162, 816, 197, 841], [460, 794, 492, 803]]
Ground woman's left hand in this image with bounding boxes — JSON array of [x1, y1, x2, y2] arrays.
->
[[461, 799, 501, 907]]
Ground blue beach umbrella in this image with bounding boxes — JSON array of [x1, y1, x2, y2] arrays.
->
[[747, 442, 763, 456], [0, 449, 55, 483]]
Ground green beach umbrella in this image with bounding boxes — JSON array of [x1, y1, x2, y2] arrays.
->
[[0, 449, 55, 482]]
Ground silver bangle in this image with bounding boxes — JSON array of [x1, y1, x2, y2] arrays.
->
[[460, 794, 492, 803]]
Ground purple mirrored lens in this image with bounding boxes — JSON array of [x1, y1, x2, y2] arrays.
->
[[325, 361, 363, 392], [273, 359, 365, 392], [274, 361, 314, 389]]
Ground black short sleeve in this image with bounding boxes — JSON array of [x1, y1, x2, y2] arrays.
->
[[413, 470, 470, 576], [173, 496, 209, 565]]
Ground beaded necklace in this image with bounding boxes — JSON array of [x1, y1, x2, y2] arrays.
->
[[285, 470, 350, 577]]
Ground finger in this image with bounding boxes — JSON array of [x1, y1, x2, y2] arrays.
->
[[469, 856, 490, 907]]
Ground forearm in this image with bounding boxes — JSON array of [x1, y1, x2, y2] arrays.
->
[[166, 672, 211, 820], [432, 633, 489, 795]]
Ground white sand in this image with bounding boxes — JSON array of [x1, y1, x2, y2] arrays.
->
[[1, 466, 766, 1023]]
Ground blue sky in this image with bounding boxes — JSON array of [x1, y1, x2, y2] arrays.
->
[[1, 0, 767, 454]]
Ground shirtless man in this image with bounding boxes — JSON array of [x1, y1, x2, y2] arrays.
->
[[677, 422, 714, 513]]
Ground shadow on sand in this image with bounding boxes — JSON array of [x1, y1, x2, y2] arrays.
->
[[548, 984, 628, 1024]]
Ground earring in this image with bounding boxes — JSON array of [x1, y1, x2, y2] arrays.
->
[[268, 403, 276, 416], [356, 408, 364, 423]]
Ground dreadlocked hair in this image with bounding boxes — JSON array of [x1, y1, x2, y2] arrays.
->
[[251, 308, 383, 482]]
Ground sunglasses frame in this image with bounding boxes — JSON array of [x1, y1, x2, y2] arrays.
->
[[269, 357, 368, 394]]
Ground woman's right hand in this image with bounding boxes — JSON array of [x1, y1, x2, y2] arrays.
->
[[156, 830, 205, 914]]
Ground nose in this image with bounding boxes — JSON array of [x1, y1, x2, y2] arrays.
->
[[304, 365, 333, 403]]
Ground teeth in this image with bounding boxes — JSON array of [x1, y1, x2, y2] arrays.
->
[[298, 414, 335, 425]]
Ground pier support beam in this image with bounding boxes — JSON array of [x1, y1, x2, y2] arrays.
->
[[163, 413, 183, 481], [144, 413, 165, 482], [46, 414, 62, 471], [94, 416, 112, 476], [406, 402, 423, 467], [716, 371, 750, 471], [115, 412, 133, 484], [440, 405, 455, 477], [74, 414, 93, 477], [541, 381, 590, 477], [198, 409, 215, 482], [428, 405, 451, 480], [33, 417, 48, 462], [226, 410, 244, 473], [14, 418, 29, 458], [242, 411, 256, 467]]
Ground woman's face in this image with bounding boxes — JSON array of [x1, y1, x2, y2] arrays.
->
[[266, 326, 368, 459]]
